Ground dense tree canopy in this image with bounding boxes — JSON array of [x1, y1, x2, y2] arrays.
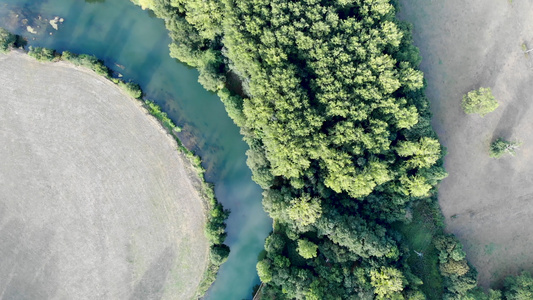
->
[[131, 0, 447, 298], [504, 272, 533, 300], [127, 0, 525, 299]]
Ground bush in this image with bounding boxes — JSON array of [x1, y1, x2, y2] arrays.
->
[[144, 100, 180, 132], [0, 27, 16, 52], [210, 244, 230, 265], [489, 138, 521, 158], [462, 87, 499, 117], [256, 259, 273, 283], [28, 46, 56, 62], [117, 81, 142, 99], [204, 203, 229, 245], [62, 51, 110, 77]]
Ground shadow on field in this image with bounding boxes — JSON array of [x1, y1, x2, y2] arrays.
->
[[130, 246, 176, 300], [491, 81, 533, 141]]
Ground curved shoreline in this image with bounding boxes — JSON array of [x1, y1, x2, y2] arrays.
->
[[0, 49, 219, 299]]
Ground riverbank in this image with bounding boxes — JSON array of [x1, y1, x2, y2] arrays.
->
[[0, 50, 210, 299], [398, 0, 533, 288], [0, 2, 273, 297]]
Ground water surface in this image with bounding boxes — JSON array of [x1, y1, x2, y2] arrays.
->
[[0, 0, 271, 298]]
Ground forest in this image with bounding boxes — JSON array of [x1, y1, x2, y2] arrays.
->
[[126, 0, 533, 299]]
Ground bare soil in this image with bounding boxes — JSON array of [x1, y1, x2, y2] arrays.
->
[[398, 0, 533, 288], [0, 51, 208, 299]]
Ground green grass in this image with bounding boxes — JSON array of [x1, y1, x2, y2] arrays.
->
[[394, 200, 444, 300]]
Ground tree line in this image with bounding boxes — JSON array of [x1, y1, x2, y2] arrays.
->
[[124, 1, 531, 298]]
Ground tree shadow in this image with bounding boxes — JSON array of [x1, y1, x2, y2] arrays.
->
[[490, 80, 533, 142]]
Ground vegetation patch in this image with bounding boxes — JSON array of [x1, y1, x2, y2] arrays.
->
[[145, 99, 181, 133], [62, 51, 110, 77], [394, 199, 444, 299], [462, 87, 499, 117], [28, 46, 56, 61], [0, 27, 16, 52], [489, 138, 521, 159]]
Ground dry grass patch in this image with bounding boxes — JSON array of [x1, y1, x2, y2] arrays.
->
[[398, 0, 533, 288], [0, 51, 209, 299]]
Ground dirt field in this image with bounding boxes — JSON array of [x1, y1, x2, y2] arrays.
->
[[397, 0, 533, 288], [0, 51, 208, 299]]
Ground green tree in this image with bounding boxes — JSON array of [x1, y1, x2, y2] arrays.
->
[[297, 239, 318, 259], [133, 0, 154, 10], [440, 258, 469, 276], [504, 272, 533, 300], [370, 267, 406, 299], [444, 269, 478, 296], [256, 259, 273, 283], [462, 87, 499, 117], [400, 175, 432, 197], [209, 244, 230, 265], [264, 233, 286, 253], [396, 137, 441, 169], [287, 194, 322, 227], [489, 138, 521, 158]]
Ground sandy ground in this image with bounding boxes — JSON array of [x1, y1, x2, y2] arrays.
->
[[397, 0, 533, 288], [0, 51, 208, 299]]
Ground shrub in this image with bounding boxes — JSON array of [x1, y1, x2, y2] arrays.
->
[[144, 100, 180, 132], [256, 259, 273, 283], [210, 244, 230, 265], [28, 46, 56, 62], [117, 81, 142, 99], [489, 138, 521, 158], [62, 51, 110, 77], [0, 27, 16, 52], [462, 87, 499, 117]]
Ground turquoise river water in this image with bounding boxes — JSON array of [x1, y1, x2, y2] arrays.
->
[[0, 0, 271, 299]]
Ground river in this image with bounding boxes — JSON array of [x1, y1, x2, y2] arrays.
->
[[0, 0, 271, 299]]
